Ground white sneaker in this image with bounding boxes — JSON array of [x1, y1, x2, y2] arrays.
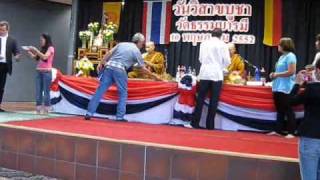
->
[[285, 134, 295, 139], [42, 106, 51, 115], [267, 131, 281, 136], [184, 124, 193, 129], [36, 106, 42, 114]]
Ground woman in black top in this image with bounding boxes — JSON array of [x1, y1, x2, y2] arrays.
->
[[291, 59, 320, 180]]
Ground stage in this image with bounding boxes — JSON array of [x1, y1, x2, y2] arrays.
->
[[0, 103, 301, 180]]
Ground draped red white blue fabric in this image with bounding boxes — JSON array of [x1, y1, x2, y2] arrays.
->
[[171, 75, 197, 125], [50, 70, 304, 132], [173, 84, 304, 131], [50, 70, 178, 124], [142, 0, 172, 44]]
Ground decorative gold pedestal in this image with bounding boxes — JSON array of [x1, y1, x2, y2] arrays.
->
[[73, 41, 116, 75]]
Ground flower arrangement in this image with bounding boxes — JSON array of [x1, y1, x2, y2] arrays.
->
[[88, 22, 100, 36], [104, 22, 118, 33], [79, 30, 91, 48], [79, 30, 91, 40], [76, 56, 94, 77], [80, 22, 118, 48], [102, 22, 118, 45], [102, 29, 114, 43], [227, 71, 245, 85]]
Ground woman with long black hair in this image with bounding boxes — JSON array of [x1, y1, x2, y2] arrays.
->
[[28, 33, 55, 114]]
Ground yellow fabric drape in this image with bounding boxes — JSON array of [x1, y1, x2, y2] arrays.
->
[[263, 0, 282, 46], [227, 54, 245, 75], [263, 0, 274, 46]]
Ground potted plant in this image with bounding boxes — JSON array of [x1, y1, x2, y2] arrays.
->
[[102, 22, 118, 47], [79, 30, 91, 48], [88, 22, 100, 49]]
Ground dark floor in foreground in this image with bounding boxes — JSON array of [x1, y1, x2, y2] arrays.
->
[[0, 167, 58, 180]]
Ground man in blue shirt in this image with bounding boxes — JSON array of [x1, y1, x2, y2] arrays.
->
[[84, 33, 159, 121]]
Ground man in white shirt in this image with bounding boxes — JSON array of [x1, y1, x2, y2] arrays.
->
[[0, 21, 20, 112], [312, 34, 320, 66], [191, 28, 231, 129]]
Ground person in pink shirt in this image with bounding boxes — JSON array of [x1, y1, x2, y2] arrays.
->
[[27, 33, 54, 114]]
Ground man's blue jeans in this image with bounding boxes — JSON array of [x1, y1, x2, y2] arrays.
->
[[36, 71, 52, 106], [87, 67, 128, 120], [299, 137, 320, 180]]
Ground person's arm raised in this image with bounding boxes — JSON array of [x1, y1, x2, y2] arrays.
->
[[29, 46, 53, 61], [27, 50, 37, 60]]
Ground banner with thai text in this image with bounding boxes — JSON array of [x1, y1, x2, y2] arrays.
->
[[170, 0, 256, 46]]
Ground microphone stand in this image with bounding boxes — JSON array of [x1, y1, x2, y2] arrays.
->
[[241, 58, 262, 81], [242, 58, 257, 70]]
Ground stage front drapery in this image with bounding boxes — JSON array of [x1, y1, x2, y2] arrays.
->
[[50, 70, 303, 132]]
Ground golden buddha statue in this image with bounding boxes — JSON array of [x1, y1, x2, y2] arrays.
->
[[129, 41, 171, 80]]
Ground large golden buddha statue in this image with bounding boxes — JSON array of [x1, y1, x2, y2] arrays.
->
[[129, 41, 170, 80]]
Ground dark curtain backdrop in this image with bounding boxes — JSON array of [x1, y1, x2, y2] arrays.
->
[[76, 0, 143, 43], [76, 0, 103, 48], [76, 0, 122, 47], [118, 0, 144, 41], [282, 0, 320, 70], [77, 0, 103, 31], [77, 0, 320, 76]]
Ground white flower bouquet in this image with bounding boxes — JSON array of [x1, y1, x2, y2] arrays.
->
[[88, 22, 100, 36], [104, 22, 118, 34], [102, 29, 114, 43], [79, 30, 91, 41]]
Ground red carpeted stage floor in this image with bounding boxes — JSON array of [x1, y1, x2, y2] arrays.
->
[[7, 116, 298, 160]]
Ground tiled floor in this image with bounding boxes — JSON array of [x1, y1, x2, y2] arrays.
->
[[2, 102, 35, 112], [0, 111, 69, 123], [0, 102, 70, 123], [0, 103, 65, 179]]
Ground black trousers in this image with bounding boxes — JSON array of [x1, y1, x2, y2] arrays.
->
[[0, 63, 8, 104], [192, 80, 223, 130], [273, 92, 296, 134]]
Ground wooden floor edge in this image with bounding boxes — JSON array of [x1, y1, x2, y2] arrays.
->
[[0, 123, 299, 163]]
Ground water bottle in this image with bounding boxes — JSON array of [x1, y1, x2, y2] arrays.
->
[[175, 65, 181, 81], [181, 66, 186, 77], [255, 67, 261, 81], [247, 71, 252, 81], [260, 67, 266, 85], [192, 68, 196, 76], [188, 66, 192, 74]]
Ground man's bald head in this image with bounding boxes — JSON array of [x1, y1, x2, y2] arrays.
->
[[145, 41, 155, 53], [146, 41, 155, 47], [228, 43, 237, 56]]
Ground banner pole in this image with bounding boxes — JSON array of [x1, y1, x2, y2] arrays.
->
[[66, 0, 79, 75]]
